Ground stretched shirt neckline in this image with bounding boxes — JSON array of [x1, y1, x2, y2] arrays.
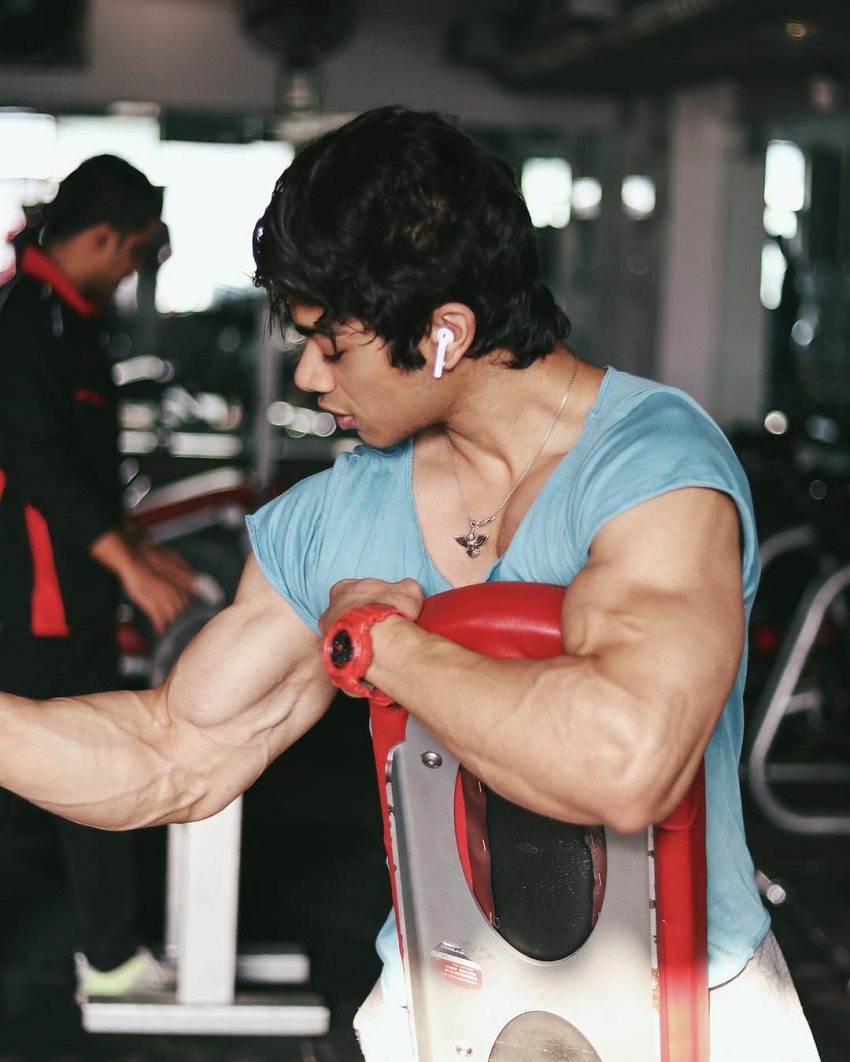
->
[[405, 366, 613, 590]]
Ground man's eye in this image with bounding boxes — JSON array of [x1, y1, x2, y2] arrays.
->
[[323, 349, 346, 363]]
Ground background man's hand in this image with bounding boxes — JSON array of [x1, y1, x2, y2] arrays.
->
[[121, 558, 194, 634], [319, 577, 425, 635], [136, 539, 196, 594], [90, 528, 197, 634]]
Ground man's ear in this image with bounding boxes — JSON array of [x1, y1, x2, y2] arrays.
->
[[422, 303, 476, 376], [87, 223, 116, 252]]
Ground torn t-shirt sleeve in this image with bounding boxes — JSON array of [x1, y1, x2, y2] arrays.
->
[[568, 390, 759, 594], [245, 470, 335, 636]]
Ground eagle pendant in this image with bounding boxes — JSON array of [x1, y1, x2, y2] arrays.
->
[[455, 525, 488, 559]]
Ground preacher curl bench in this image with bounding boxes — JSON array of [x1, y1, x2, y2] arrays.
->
[[366, 583, 708, 1062]]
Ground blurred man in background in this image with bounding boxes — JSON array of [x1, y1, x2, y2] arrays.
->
[[0, 155, 194, 1003]]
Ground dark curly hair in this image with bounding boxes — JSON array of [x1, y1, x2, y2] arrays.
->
[[253, 106, 570, 370]]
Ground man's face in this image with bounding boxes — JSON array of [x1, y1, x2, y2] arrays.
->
[[289, 302, 439, 449], [86, 219, 161, 300]]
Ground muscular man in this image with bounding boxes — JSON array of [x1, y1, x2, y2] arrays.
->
[[0, 156, 193, 1002], [0, 112, 819, 1059]]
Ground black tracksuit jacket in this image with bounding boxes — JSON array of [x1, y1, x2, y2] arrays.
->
[[0, 246, 122, 636]]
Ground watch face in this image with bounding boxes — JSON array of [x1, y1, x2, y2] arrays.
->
[[330, 629, 354, 668]]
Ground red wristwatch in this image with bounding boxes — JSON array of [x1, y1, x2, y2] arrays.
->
[[322, 604, 411, 705]]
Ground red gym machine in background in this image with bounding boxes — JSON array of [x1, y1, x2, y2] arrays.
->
[[368, 583, 708, 1062]]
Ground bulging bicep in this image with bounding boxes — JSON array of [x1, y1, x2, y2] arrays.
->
[[561, 488, 745, 715], [165, 554, 334, 763], [554, 490, 744, 820]]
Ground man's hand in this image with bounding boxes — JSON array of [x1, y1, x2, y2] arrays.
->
[[136, 540, 196, 595], [121, 558, 194, 634], [319, 577, 425, 635], [90, 529, 195, 634]]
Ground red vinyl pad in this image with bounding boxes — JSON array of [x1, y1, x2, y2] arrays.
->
[[368, 582, 708, 1062]]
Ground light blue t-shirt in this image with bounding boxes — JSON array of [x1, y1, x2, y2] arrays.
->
[[246, 367, 769, 995]]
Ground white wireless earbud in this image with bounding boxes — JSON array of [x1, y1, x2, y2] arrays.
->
[[433, 327, 452, 379]]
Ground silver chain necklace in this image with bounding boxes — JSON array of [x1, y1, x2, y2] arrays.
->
[[446, 354, 580, 558]]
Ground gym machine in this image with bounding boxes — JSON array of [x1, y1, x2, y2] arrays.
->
[[367, 582, 708, 1061]]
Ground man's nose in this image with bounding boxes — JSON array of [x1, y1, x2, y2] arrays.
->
[[293, 341, 333, 394]]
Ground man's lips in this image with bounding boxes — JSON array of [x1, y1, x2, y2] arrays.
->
[[320, 405, 355, 430]]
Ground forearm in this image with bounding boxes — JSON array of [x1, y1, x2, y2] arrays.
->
[[0, 685, 205, 830], [0, 655, 326, 832], [367, 618, 693, 832], [0, 559, 338, 831]]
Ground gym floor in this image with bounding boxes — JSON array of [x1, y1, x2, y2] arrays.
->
[[1, 695, 848, 1061]]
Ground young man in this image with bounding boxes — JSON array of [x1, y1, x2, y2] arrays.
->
[[0, 112, 819, 1059], [0, 155, 194, 1003]]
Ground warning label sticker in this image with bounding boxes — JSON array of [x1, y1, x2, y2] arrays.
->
[[430, 942, 483, 990]]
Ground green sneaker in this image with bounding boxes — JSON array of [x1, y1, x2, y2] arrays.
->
[[74, 946, 175, 1003]]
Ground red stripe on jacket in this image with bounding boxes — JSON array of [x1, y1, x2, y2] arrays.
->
[[20, 246, 101, 319], [72, 388, 110, 409], [23, 504, 71, 637]]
